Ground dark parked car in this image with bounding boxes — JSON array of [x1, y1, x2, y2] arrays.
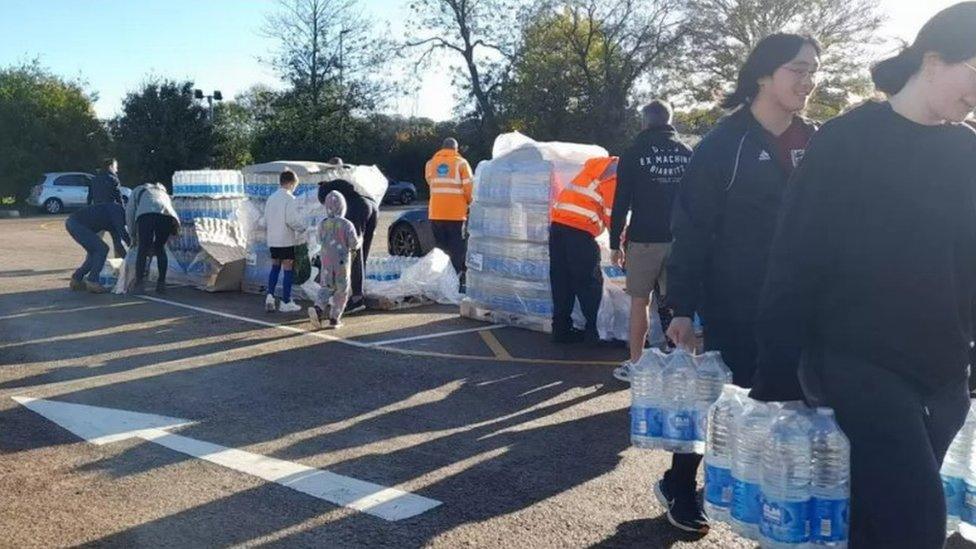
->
[[387, 208, 436, 257], [383, 180, 418, 205]]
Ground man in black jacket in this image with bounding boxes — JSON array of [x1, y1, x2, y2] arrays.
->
[[610, 100, 692, 381], [66, 202, 130, 293], [87, 158, 124, 205], [317, 173, 378, 314]]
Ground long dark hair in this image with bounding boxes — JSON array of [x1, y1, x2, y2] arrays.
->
[[872, 2, 976, 95], [722, 33, 821, 110]]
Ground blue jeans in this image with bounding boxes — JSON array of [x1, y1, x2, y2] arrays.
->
[[66, 218, 108, 283]]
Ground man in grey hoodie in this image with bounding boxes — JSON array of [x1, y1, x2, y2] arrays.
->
[[126, 182, 180, 293]]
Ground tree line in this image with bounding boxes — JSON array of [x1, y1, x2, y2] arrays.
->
[[0, 0, 884, 203]]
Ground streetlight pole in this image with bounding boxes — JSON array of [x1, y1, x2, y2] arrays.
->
[[194, 89, 223, 121], [338, 28, 350, 153]]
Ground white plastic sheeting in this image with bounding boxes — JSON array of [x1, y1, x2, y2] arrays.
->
[[361, 249, 462, 305]]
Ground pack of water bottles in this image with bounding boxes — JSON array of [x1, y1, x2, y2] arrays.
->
[[365, 256, 422, 282], [630, 349, 732, 455], [464, 132, 608, 329], [943, 403, 976, 541], [172, 170, 245, 197], [698, 386, 851, 548]]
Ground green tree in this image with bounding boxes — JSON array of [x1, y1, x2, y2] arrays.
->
[[212, 101, 255, 169], [499, 0, 687, 152], [0, 61, 109, 204], [110, 80, 214, 190]]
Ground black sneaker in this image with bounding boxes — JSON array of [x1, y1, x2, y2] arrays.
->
[[345, 299, 367, 315], [667, 494, 709, 534], [654, 477, 675, 508]]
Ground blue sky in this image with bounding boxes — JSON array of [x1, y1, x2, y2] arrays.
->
[[0, 0, 959, 121]]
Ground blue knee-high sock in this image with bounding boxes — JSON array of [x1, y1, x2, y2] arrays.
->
[[282, 269, 294, 303], [267, 264, 281, 295]]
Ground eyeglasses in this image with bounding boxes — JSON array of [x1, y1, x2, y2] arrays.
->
[[783, 66, 820, 81]]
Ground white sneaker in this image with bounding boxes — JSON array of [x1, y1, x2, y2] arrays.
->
[[613, 361, 633, 383], [265, 294, 277, 312], [307, 306, 322, 329], [278, 300, 302, 313]]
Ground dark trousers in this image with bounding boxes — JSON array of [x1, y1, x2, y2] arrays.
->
[[548, 223, 602, 335], [431, 220, 467, 275], [66, 218, 108, 283], [669, 319, 758, 490], [136, 214, 173, 286], [349, 209, 377, 303], [803, 350, 970, 549]]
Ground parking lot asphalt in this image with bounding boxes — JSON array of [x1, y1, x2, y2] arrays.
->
[[1, 212, 971, 548]]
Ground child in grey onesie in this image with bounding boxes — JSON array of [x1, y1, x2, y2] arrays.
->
[[308, 191, 362, 329]]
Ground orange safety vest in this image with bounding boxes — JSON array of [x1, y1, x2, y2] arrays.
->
[[425, 149, 474, 221], [551, 156, 618, 237]]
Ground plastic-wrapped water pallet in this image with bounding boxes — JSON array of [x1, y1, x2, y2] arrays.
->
[[467, 239, 550, 282], [172, 170, 245, 197], [460, 298, 553, 333]]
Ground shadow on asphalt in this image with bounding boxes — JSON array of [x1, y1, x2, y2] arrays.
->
[[2, 286, 646, 547], [590, 516, 707, 548]]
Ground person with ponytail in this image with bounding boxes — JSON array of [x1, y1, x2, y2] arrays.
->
[[751, 3, 976, 547], [659, 33, 820, 533]]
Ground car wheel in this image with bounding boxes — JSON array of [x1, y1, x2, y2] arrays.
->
[[44, 198, 63, 215], [399, 190, 415, 205], [389, 222, 422, 256]]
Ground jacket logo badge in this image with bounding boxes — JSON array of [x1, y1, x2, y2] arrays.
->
[[758, 150, 772, 161], [437, 163, 450, 176]]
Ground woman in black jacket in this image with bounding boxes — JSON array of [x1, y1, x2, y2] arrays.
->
[[752, 3, 976, 547], [658, 33, 820, 533]]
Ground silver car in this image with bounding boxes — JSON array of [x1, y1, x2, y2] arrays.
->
[[26, 172, 130, 214]]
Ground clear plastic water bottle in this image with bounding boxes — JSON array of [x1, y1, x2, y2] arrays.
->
[[630, 349, 667, 449], [704, 384, 745, 523], [810, 407, 850, 548], [731, 398, 776, 540], [661, 349, 699, 453], [695, 351, 733, 444], [949, 403, 976, 537], [760, 404, 814, 548]]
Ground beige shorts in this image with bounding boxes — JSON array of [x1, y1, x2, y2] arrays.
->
[[625, 242, 670, 299]]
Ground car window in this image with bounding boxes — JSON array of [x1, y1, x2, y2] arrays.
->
[[54, 174, 90, 187]]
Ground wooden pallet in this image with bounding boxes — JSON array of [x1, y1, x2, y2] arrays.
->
[[365, 293, 435, 311], [459, 298, 552, 333]]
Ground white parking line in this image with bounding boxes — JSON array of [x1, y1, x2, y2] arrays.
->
[[366, 324, 505, 347]]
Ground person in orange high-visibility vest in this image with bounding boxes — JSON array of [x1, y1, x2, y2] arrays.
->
[[548, 156, 618, 344], [425, 138, 474, 283]]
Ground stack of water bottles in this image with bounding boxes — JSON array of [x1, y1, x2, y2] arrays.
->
[[465, 136, 607, 322], [697, 384, 851, 547], [629, 349, 732, 455], [169, 170, 246, 282], [943, 404, 976, 540], [365, 256, 421, 282]]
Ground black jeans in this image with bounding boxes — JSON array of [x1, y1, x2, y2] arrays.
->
[[548, 223, 602, 335], [803, 350, 970, 549], [669, 320, 758, 491], [65, 218, 108, 283], [431, 220, 467, 275], [349, 208, 377, 303], [136, 214, 173, 286]]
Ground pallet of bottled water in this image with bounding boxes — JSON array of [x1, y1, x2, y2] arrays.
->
[[365, 256, 421, 282], [243, 172, 320, 200], [172, 170, 245, 198], [172, 196, 245, 224], [697, 384, 851, 547], [943, 403, 976, 541], [467, 203, 551, 243]]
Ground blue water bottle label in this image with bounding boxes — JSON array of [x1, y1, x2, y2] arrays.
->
[[694, 409, 707, 442], [731, 479, 762, 524], [944, 475, 966, 518], [760, 496, 811, 543], [704, 465, 733, 507], [811, 497, 849, 543], [630, 406, 649, 436], [663, 409, 696, 441], [963, 482, 976, 524], [646, 407, 664, 438]]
